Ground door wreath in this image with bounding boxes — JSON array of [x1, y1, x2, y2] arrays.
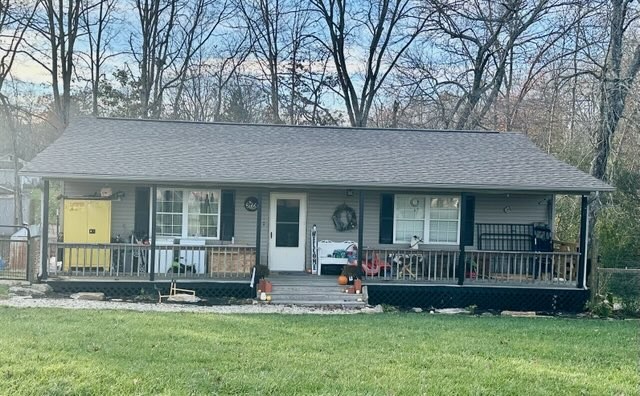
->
[[332, 204, 357, 232]]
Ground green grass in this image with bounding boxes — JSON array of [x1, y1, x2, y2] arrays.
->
[[0, 308, 637, 395], [0, 285, 9, 299]]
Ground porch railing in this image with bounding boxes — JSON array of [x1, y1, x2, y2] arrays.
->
[[48, 242, 256, 280], [361, 248, 459, 283], [362, 248, 580, 286], [465, 250, 580, 286]]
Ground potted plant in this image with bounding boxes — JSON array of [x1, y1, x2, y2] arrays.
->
[[341, 265, 361, 286], [254, 264, 270, 292]]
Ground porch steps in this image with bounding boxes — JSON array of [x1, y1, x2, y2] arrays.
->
[[267, 276, 367, 307]]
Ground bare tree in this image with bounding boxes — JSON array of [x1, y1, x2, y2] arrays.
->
[[311, 0, 429, 127], [425, 0, 571, 130], [24, 0, 90, 127], [588, 0, 640, 268], [79, 0, 120, 116], [131, 0, 179, 118], [178, 32, 252, 121], [237, 0, 291, 123], [169, 0, 232, 119], [131, 0, 232, 119], [0, 0, 37, 224]]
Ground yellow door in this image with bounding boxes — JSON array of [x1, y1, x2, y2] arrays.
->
[[63, 200, 88, 270], [87, 200, 111, 269], [63, 200, 112, 270]]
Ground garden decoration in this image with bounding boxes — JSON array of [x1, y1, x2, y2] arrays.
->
[[332, 204, 357, 232]]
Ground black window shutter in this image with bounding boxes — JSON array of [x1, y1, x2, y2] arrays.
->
[[133, 187, 150, 238], [379, 193, 394, 244], [220, 190, 235, 241], [461, 194, 475, 246]]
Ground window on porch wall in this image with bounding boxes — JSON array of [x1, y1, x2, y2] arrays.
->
[[394, 195, 460, 244], [429, 197, 459, 243], [157, 190, 183, 236], [156, 189, 221, 238], [395, 195, 426, 242]]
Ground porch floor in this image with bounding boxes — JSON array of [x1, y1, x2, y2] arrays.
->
[[43, 272, 579, 289]]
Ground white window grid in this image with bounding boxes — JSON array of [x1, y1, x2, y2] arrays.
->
[[156, 188, 221, 239], [393, 194, 461, 245]]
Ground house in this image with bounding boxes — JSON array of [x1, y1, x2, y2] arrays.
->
[[0, 153, 38, 189], [20, 117, 612, 310], [0, 185, 31, 231]]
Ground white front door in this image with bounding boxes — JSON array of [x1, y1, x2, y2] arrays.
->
[[268, 192, 307, 271]]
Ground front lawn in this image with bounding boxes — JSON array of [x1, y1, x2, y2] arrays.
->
[[0, 284, 9, 299], [0, 307, 637, 395]]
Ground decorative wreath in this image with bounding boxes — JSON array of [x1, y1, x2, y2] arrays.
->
[[332, 204, 357, 232]]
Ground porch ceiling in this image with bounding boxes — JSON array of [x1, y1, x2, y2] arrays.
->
[[22, 117, 613, 193]]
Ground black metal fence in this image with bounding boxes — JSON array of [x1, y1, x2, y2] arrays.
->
[[0, 225, 34, 281], [476, 223, 552, 252], [594, 268, 640, 314]]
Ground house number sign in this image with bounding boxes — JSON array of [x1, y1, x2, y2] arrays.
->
[[244, 197, 259, 212]]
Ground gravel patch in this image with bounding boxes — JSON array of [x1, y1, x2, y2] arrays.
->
[[0, 296, 374, 315]]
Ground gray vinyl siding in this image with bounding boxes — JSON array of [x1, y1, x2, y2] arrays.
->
[[231, 188, 262, 245], [61, 181, 554, 268], [475, 193, 551, 225]]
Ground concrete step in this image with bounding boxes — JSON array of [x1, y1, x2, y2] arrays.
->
[[269, 293, 363, 301], [270, 285, 346, 293], [265, 276, 367, 306], [268, 280, 341, 287], [269, 300, 366, 307]]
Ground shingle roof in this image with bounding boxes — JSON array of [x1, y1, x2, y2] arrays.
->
[[21, 117, 612, 193]]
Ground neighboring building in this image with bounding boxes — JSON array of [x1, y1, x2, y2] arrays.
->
[[0, 153, 39, 189], [20, 117, 612, 311], [0, 185, 30, 232]]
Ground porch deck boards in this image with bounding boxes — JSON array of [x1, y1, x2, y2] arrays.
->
[[45, 275, 250, 283], [44, 273, 577, 288]]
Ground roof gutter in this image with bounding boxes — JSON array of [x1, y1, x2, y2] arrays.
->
[[21, 170, 615, 194]]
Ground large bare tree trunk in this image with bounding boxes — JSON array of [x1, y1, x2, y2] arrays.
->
[[588, 0, 640, 284]]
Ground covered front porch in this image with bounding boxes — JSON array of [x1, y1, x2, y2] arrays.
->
[[39, 179, 590, 290]]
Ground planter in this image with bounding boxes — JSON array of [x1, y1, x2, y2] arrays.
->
[[264, 280, 273, 293], [354, 278, 362, 292]]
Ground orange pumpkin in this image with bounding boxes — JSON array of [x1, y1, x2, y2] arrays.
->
[[338, 275, 348, 285]]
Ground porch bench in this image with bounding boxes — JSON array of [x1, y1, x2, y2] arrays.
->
[[317, 241, 356, 275]]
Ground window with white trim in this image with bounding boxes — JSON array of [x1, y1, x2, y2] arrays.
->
[[428, 197, 460, 243], [156, 189, 221, 238], [393, 194, 460, 244], [394, 195, 426, 243], [157, 190, 183, 237]]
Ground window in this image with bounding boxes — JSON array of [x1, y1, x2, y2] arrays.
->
[[157, 190, 183, 236], [156, 189, 221, 239], [394, 195, 426, 243], [428, 197, 459, 243], [393, 194, 460, 244]]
